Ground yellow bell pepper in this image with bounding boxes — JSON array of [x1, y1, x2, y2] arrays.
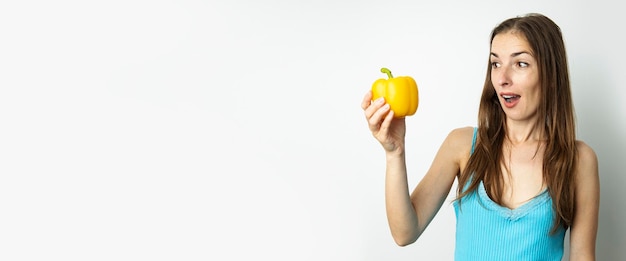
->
[[371, 67, 419, 118]]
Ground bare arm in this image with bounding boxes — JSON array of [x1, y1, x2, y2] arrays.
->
[[362, 91, 471, 246], [385, 127, 471, 246], [569, 141, 599, 260], [406, 128, 471, 243]]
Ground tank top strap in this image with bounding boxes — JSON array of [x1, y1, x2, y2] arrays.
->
[[460, 127, 479, 193], [470, 127, 478, 155]]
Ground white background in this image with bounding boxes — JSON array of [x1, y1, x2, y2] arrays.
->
[[1, 0, 624, 260]]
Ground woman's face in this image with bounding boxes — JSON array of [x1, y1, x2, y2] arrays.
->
[[490, 31, 541, 123]]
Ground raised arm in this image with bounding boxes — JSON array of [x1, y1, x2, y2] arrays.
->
[[362, 91, 472, 246], [406, 127, 473, 242]]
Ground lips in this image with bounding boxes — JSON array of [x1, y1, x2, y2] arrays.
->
[[500, 93, 520, 108]]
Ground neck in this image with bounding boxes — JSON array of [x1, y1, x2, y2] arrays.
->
[[504, 118, 544, 145]]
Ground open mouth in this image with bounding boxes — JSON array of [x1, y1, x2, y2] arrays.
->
[[502, 94, 520, 103]]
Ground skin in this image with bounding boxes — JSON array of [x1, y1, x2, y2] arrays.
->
[[361, 31, 599, 259]]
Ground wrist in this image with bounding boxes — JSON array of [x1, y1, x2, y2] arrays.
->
[[385, 147, 405, 159]]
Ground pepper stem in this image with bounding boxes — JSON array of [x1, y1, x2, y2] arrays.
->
[[380, 68, 393, 79]]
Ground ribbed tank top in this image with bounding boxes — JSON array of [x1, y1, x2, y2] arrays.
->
[[453, 127, 565, 260]]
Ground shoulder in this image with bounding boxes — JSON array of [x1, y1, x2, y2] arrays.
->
[[576, 140, 597, 160], [576, 140, 598, 171], [575, 140, 599, 181], [441, 126, 475, 158], [444, 126, 475, 146]]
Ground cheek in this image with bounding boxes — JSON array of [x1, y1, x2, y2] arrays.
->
[[489, 72, 498, 87], [527, 86, 542, 107]]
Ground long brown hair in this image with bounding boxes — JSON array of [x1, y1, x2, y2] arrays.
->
[[456, 13, 577, 233]]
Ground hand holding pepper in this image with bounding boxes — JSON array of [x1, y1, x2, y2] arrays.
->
[[361, 90, 407, 154], [362, 67, 418, 154]]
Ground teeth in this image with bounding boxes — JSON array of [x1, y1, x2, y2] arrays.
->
[[502, 94, 518, 103]]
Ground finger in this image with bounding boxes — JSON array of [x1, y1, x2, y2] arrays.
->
[[364, 96, 385, 120], [379, 109, 395, 133], [368, 103, 390, 132], [360, 90, 373, 110]]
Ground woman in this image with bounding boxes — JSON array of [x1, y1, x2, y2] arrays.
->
[[361, 13, 599, 260]]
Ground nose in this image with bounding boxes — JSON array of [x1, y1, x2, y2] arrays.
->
[[493, 66, 511, 87]]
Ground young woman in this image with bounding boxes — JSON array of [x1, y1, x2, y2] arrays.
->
[[361, 13, 599, 260]]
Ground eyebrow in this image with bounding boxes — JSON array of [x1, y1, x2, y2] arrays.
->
[[490, 51, 531, 58]]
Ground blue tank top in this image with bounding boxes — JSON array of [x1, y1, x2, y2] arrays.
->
[[452, 127, 565, 260]]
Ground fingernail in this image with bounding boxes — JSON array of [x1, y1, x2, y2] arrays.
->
[[375, 97, 384, 104]]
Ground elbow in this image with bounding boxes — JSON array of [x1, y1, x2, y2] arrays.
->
[[392, 232, 419, 247], [394, 237, 416, 247], [388, 214, 422, 246], [395, 240, 413, 247]]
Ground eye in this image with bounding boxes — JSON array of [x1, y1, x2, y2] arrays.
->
[[491, 62, 501, 68], [517, 62, 529, 68]]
